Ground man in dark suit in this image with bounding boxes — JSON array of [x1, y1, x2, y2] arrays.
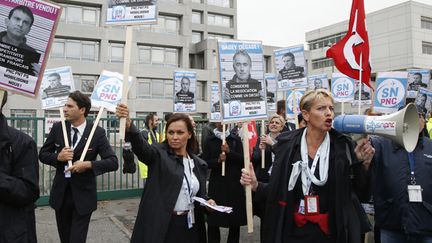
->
[[39, 91, 118, 243]]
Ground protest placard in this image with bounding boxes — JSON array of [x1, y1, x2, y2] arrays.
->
[[406, 69, 430, 98], [373, 72, 408, 114], [0, 0, 61, 97], [331, 73, 355, 102], [274, 45, 308, 90], [210, 83, 222, 122], [40, 66, 74, 109], [265, 73, 277, 111], [308, 73, 329, 90], [173, 71, 196, 113], [106, 0, 157, 25]]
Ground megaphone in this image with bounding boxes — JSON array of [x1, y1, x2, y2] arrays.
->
[[333, 103, 419, 152]]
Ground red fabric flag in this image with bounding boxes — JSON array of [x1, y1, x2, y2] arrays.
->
[[326, 0, 372, 89], [247, 121, 258, 157]]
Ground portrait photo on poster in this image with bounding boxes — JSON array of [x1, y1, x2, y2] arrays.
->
[[40, 66, 74, 109], [415, 88, 432, 118], [0, 0, 61, 96]]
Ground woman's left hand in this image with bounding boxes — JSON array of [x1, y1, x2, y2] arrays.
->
[[205, 199, 217, 212]]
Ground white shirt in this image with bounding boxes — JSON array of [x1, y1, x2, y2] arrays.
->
[[70, 121, 86, 149], [173, 156, 200, 211]]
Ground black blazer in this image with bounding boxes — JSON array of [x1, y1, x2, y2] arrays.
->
[[39, 121, 118, 215]]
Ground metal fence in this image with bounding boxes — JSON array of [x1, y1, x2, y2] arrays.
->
[[6, 117, 209, 206]]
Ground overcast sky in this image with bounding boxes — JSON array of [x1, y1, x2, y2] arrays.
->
[[237, 0, 431, 47]]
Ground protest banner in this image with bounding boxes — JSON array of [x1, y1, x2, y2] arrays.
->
[[210, 83, 222, 122], [173, 71, 197, 113], [373, 72, 408, 114], [217, 39, 268, 232], [406, 69, 430, 98], [40, 66, 74, 109], [265, 73, 277, 111], [331, 73, 356, 102], [106, 0, 157, 25], [0, 0, 61, 97], [308, 73, 329, 90], [45, 117, 61, 135], [274, 45, 308, 90]]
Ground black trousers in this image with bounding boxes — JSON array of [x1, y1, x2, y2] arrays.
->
[[164, 214, 199, 243], [208, 225, 240, 243], [55, 186, 92, 243]]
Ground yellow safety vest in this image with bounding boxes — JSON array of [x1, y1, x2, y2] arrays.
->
[[427, 118, 432, 139], [138, 130, 159, 179]]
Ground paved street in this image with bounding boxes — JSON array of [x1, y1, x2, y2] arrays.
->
[[36, 198, 261, 243]]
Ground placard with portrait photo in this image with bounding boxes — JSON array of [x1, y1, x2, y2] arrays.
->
[[274, 45, 308, 90], [265, 73, 277, 111], [210, 83, 221, 122], [218, 40, 267, 122], [173, 71, 196, 113], [0, 0, 61, 97], [40, 66, 74, 109], [307, 74, 329, 91], [406, 69, 430, 98]]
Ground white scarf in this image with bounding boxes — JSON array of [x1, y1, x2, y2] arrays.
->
[[213, 128, 230, 140], [288, 128, 330, 195]]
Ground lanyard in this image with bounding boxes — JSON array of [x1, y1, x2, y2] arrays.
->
[[183, 156, 194, 203], [407, 152, 416, 185], [305, 151, 320, 195]]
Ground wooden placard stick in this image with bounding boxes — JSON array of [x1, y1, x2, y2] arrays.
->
[[79, 107, 104, 162], [221, 123, 226, 176], [119, 26, 133, 140], [59, 107, 72, 167], [241, 122, 254, 233], [261, 119, 265, 168]]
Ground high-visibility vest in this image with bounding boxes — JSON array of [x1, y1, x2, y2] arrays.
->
[[427, 118, 432, 139], [138, 130, 159, 179]]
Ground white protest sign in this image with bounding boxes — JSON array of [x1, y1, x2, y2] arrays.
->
[[373, 72, 408, 114], [106, 0, 158, 25], [91, 70, 133, 112], [40, 66, 74, 109], [331, 73, 355, 102]]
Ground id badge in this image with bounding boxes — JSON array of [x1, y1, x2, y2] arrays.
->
[[408, 185, 422, 202], [187, 209, 195, 229], [298, 199, 305, 215], [305, 195, 319, 215], [64, 165, 71, 178]]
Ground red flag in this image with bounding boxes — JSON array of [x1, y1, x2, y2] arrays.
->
[[247, 121, 258, 157], [326, 0, 372, 89]]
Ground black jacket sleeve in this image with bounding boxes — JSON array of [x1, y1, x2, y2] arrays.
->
[[0, 136, 39, 207]]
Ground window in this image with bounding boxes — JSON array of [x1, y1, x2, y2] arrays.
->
[[208, 33, 233, 40], [423, 41, 432, 55], [191, 31, 203, 44], [109, 43, 124, 63], [207, 0, 232, 8], [59, 4, 100, 26], [421, 16, 432, 30], [196, 81, 206, 101], [191, 0, 202, 3], [312, 58, 334, 70], [137, 45, 179, 67], [308, 32, 346, 50], [136, 78, 173, 99], [192, 11, 202, 24], [10, 109, 37, 137], [207, 13, 232, 27], [51, 38, 99, 61], [74, 75, 99, 94], [138, 15, 179, 34]]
